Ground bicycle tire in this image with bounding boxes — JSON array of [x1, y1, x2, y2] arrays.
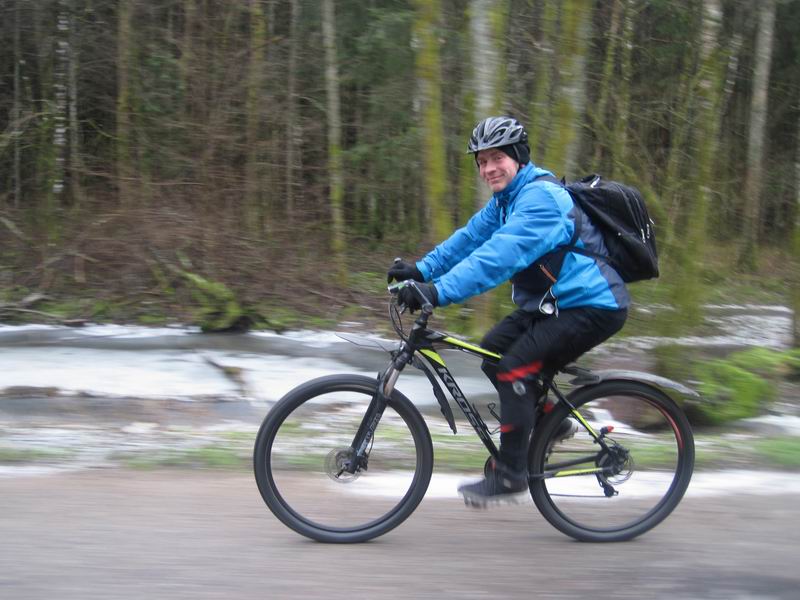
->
[[254, 374, 434, 543], [529, 380, 694, 542]]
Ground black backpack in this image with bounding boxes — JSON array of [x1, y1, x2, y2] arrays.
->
[[535, 174, 659, 283]]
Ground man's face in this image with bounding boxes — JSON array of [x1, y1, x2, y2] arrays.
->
[[476, 148, 520, 193]]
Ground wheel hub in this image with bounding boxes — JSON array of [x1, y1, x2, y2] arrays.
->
[[325, 448, 361, 483], [597, 443, 633, 486]]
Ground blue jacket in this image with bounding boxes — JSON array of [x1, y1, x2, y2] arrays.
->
[[416, 162, 630, 312]]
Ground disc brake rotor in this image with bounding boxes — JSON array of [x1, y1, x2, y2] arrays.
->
[[325, 448, 361, 483], [597, 444, 634, 486]]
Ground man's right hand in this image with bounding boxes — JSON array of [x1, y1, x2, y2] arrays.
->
[[387, 259, 424, 284]]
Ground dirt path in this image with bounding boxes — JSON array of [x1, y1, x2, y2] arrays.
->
[[1, 469, 798, 600]]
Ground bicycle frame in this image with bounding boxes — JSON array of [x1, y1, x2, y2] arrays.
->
[[412, 328, 504, 458], [409, 329, 618, 482], [343, 303, 616, 481]]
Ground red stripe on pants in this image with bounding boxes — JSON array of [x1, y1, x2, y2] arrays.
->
[[496, 360, 543, 382]]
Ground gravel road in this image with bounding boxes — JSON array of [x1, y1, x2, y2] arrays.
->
[[1, 469, 798, 600]]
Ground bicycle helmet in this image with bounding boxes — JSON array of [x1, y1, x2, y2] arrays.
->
[[467, 116, 530, 165]]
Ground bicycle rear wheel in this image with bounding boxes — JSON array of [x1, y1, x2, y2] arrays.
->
[[529, 380, 694, 542], [254, 374, 433, 543]]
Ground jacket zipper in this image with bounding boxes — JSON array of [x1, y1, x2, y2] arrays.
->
[[539, 264, 558, 284]]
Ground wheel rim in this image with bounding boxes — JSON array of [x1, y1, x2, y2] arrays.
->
[[536, 390, 690, 534], [264, 386, 425, 533]]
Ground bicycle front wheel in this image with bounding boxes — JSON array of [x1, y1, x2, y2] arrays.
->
[[254, 374, 433, 543], [529, 380, 694, 542]]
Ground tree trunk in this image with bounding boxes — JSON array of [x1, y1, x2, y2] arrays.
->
[[321, 0, 347, 283], [793, 90, 800, 348], [285, 0, 300, 224], [245, 0, 267, 236], [12, 0, 22, 208], [469, 0, 506, 215], [67, 2, 84, 205], [413, 0, 451, 243], [528, 0, 558, 159], [467, 0, 508, 333], [535, 0, 592, 176], [665, 0, 726, 330], [611, 0, 634, 176], [51, 0, 69, 204], [559, 0, 591, 176], [179, 0, 195, 121], [116, 0, 135, 205], [739, 0, 776, 270], [591, 0, 623, 170], [660, 6, 703, 258]]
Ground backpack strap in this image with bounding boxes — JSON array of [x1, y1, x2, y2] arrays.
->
[[532, 174, 581, 248], [532, 174, 608, 265]]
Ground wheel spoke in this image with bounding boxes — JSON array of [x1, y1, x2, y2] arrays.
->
[[254, 375, 433, 542], [530, 381, 694, 542]]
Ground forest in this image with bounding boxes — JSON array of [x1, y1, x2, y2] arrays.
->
[[0, 0, 799, 350]]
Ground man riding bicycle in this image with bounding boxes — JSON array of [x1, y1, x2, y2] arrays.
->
[[387, 116, 629, 506]]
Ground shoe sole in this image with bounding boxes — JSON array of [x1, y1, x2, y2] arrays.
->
[[555, 420, 579, 443], [546, 421, 579, 454], [459, 489, 530, 509]]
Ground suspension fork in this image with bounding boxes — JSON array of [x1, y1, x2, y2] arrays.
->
[[344, 346, 413, 473]]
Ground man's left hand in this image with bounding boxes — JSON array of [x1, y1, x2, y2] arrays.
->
[[398, 282, 438, 313]]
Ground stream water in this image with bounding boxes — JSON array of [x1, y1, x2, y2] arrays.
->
[[0, 303, 795, 479]]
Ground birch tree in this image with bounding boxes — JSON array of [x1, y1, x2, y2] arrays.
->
[[51, 0, 69, 206], [467, 0, 507, 217], [740, 0, 776, 270], [467, 0, 508, 331]]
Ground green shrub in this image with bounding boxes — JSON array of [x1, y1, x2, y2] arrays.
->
[[785, 349, 800, 378], [753, 437, 800, 469], [726, 347, 789, 378], [693, 360, 774, 425], [182, 271, 246, 332], [656, 344, 795, 427], [653, 344, 696, 383]]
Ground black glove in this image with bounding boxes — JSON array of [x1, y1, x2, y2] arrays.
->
[[387, 259, 424, 284], [398, 282, 438, 313]]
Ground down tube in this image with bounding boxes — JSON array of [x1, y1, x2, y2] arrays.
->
[[418, 349, 498, 456]]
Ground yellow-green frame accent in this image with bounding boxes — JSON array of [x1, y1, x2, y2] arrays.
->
[[419, 348, 446, 366], [441, 336, 501, 360]]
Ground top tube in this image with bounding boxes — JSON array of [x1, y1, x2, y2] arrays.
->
[[438, 335, 501, 361]]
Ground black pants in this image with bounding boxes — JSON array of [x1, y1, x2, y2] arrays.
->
[[480, 306, 627, 471]]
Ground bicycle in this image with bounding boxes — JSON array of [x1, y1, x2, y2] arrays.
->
[[253, 281, 695, 543]]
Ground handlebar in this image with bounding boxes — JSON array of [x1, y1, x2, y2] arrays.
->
[[387, 280, 434, 326]]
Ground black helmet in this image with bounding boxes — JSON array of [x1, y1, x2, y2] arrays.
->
[[467, 116, 528, 153]]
